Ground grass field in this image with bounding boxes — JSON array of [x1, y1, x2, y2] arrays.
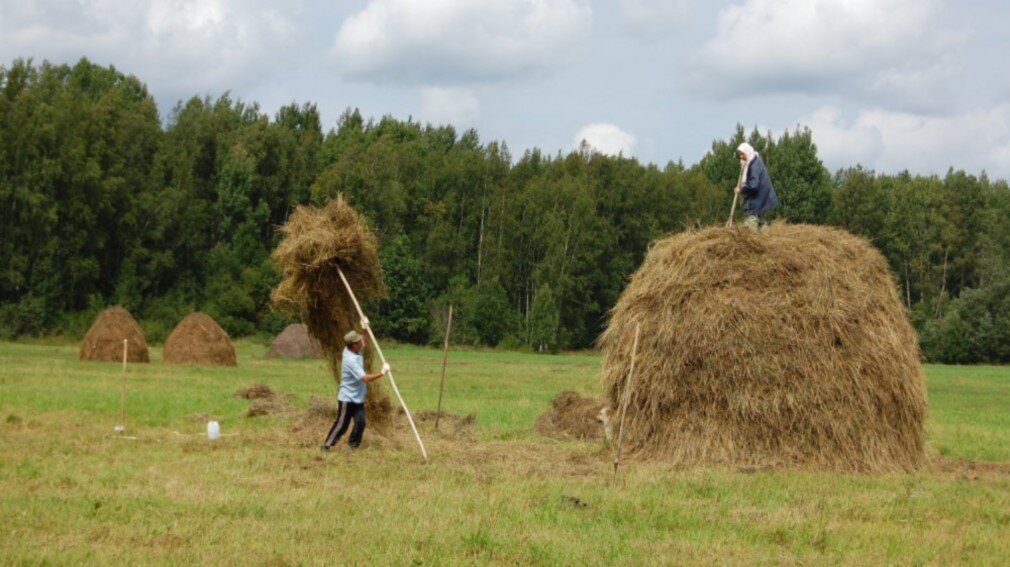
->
[[2, 340, 1009, 565]]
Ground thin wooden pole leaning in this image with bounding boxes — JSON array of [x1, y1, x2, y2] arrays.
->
[[726, 160, 747, 228], [613, 323, 641, 483], [119, 339, 128, 434], [336, 266, 429, 463], [434, 304, 454, 432]]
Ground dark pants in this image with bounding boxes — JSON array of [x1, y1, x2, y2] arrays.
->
[[323, 401, 366, 449]]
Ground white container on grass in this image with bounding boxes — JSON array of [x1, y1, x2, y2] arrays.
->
[[207, 420, 220, 440]]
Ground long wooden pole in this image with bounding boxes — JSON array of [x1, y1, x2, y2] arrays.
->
[[336, 267, 429, 463], [119, 339, 128, 434], [434, 304, 453, 432], [726, 159, 747, 228], [613, 323, 641, 483]]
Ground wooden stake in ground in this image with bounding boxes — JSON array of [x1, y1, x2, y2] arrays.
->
[[118, 339, 127, 434], [435, 304, 454, 432], [613, 323, 641, 483], [336, 267, 429, 463]]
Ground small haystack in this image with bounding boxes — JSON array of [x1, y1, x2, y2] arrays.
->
[[535, 391, 605, 441], [163, 312, 237, 366], [600, 224, 927, 472], [267, 323, 324, 359], [79, 306, 150, 363], [271, 195, 393, 427]]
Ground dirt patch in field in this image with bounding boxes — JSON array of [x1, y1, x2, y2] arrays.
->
[[535, 391, 605, 441], [932, 456, 1010, 480]]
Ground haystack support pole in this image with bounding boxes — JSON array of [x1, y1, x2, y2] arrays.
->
[[336, 267, 429, 463], [726, 160, 747, 228], [435, 304, 454, 432], [119, 339, 128, 434], [613, 323, 641, 483]]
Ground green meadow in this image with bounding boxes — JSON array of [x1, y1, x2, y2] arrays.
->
[[2, 340, 1008, 565]]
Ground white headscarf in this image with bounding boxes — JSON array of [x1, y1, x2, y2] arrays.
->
[[736, 142, 758, 184]]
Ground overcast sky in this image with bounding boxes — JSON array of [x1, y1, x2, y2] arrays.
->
[[3, 0, 1010, 179]]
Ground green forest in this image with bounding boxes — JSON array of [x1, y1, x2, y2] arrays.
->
[[2, 58, 1009, 363]]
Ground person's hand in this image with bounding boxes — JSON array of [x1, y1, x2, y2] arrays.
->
[[360, 317, 370, 330], [381, 362, 391, 375], [734, 186, 741, 195]]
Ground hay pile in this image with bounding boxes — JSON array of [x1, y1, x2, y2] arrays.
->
[[79, 306, 150, 363], [600, 224, 927, 472], [267, 323, 324, 359], [163, 312, 237, 366], [271, 195, 392, 427], [535, 391, 605, 441]]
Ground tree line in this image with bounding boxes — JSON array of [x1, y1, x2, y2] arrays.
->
[[2, 58, 1008, 363]]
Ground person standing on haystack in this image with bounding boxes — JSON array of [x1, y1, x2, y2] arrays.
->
[[322, 324, 390, 451], [734, 142, 780, 229]]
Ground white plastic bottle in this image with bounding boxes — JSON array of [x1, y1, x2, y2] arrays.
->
[[207, 420, 220, 440]]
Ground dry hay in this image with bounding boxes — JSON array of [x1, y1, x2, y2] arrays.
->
[[271, 195, 393, 429], [235, 382, 277, 400], [79, 306, 150, 363], [599, 224, 927, 472], [535, 391, 605, 441], [410, 409, 478, 438], [266, 323, 324, 359], [163, 312, 237, 366]]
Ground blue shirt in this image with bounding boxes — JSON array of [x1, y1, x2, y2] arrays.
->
[[338, 347, 367, 403]]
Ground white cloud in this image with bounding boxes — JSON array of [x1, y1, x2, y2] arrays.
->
[[331, 0, 592, 85], [0, 0, 299, 102], [620, 0, 695, 36], [574, 123, 636, 156], [800, 105, 1010, 177], [419, 87, 480, 127], [689, 0, 957, 108]]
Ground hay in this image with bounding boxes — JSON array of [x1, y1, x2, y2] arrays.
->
[[79, 306, 150, 363], [271, 195, 392, 428], [599, 224, 927, 472], [163, 312, 237, 366], [235, 382, 277, 400], [535, 391, 605, 441], [266, 324, 324, 359]]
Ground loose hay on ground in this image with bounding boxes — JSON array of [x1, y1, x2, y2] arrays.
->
[[271, 195, 393, 430], [79, 306, 150, 363], [599, 224, 927, 472], [535, 391, 605, 441]]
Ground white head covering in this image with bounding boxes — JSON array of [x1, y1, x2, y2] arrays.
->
[[736, 142, 758, 183]]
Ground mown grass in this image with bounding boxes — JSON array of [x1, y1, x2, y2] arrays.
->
[[1, 340, 1008, 565]]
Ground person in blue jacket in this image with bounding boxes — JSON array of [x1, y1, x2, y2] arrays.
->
[[322, 328, 389, 451], [734, 142, 780, 229]]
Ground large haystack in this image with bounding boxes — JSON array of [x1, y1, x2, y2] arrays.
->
[[600, 224, 927, 472], [163, 312, 237, 366], [267, 323, 324, 359], [79, 306, 150, 363], [271, 195, 392, 427]]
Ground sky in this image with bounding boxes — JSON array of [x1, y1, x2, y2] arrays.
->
[[3, 0, 1010, 179]]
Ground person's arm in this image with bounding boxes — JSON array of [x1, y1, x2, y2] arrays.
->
[[740, 160, 763, 197], [361, 362, 390, 383]]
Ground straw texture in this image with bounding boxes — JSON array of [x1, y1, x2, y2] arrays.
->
[[79, 306, 150, 363], [599, 224, 927, 472], [271, 196, 392, 425]]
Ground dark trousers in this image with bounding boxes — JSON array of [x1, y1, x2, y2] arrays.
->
[[324, 401, 366, 448]]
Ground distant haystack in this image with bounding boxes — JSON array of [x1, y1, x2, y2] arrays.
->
[[267, 324, 324, 359], [163, 312, 237, 366], [79, 306, 150, 363], [271, 196, 392, 427], [599, 224, 927, 472]]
